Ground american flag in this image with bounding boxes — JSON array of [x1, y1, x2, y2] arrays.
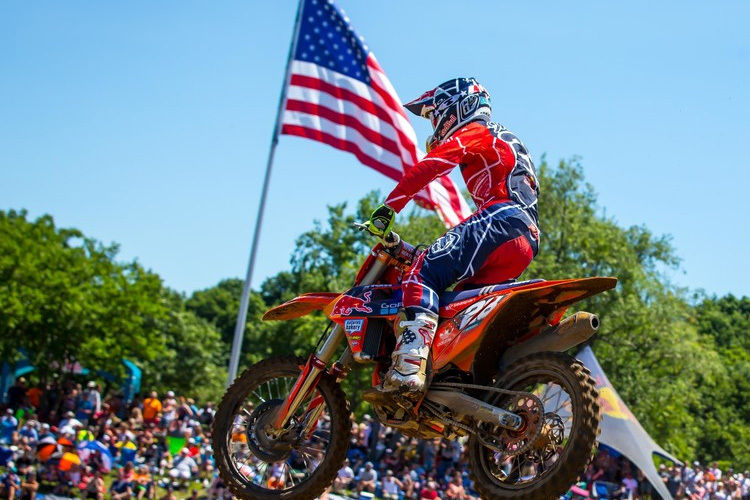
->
[[280, 0, 471, 227]]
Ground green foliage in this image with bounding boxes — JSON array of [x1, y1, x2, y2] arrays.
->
[[522, 159, 729, 460], [691, 296, 750, 465], [0, 209, 169, 379], [0, 209, 226, 402]]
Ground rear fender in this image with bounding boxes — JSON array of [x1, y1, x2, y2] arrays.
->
[[472, 277, 617, 383], [432, 277, 617, 379]]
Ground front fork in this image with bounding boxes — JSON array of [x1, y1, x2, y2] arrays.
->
[[270, 323, 348, 431], [269, 249, 393, 433]]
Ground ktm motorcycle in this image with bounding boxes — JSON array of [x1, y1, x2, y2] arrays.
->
[[213, 227, 617, 500]]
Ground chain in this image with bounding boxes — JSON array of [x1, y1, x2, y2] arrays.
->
[[427, 381, 546, 457]]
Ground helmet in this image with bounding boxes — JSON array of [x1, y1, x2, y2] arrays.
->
[[404, 77, 491, 145]]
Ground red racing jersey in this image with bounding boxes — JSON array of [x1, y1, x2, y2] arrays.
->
[[385, 121, 539, 224]]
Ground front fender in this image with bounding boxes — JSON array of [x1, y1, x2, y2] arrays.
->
[[262, 292, 341, 321]]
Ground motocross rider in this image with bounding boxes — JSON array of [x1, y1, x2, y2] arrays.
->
[[366, 77, 540, 400]]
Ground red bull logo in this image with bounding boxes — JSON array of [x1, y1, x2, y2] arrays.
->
[[331, 291, 373, 316]]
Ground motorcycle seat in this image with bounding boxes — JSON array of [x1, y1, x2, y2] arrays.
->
[[439, 279, 545, 308]]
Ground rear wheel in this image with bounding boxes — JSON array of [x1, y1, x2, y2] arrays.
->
[[212, 356, 351, 500], [468, 352, 600, 500]]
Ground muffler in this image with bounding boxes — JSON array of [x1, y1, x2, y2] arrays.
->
[[500, 311, 599, 366], [424, 390, 523, 430]]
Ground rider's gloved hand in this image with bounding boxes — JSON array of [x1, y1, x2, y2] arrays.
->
[[367, 203, 395, 237]]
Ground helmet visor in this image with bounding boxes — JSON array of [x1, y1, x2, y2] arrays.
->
[[404, 89, 435, 120]]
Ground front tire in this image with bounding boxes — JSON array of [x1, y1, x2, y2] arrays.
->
[[468, 352, 600, 500], [213, 356, 351, 500]]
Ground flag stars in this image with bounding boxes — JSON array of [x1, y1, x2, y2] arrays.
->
[[295, 0, 371, 84]]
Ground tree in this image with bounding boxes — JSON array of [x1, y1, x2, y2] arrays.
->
[[0, 210, 170, 380], [140, 294, 227, 403], [691, 295, 750, 465], [521, 158, 731, 460]]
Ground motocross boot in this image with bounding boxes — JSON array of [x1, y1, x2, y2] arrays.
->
[[365, 308, 438, 403]]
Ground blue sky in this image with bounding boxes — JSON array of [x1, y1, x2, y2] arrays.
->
[[2, 1, 748, 298]]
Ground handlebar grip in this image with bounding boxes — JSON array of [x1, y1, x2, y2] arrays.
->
[[383, 231, 400, 248]]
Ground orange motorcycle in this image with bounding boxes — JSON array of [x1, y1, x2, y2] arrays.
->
[[213, 226, 617, 500]]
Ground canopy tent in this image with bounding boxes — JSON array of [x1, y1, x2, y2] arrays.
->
[[577, 346, 682, 500]]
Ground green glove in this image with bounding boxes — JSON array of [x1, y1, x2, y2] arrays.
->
[[368, 203, 395, 237]]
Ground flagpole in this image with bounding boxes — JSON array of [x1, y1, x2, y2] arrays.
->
[[226, 0, 306, 387]]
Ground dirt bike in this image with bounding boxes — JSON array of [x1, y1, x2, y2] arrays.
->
[[213, 226, 617, 500]]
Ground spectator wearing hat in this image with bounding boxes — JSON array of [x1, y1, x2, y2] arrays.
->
[[356, 461, 377, 494], [58, 411, 83, 436], [161, 391, 178, 427], [134, 464, 155, 500], [168, 448, 198, 488], [382, 470, 404, 500], [0, 409, 18, 445], [332, 458, 354, 493], [75, 382, 101, 426], [18, 422, 38, 447], [420, 480, 440, 500]]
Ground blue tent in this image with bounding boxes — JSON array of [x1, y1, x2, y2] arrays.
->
[[0, 349, 35, 403]]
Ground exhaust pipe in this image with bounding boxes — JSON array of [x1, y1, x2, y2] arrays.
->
[[501, 311, 600, 366], [424, 390, 523, 430]]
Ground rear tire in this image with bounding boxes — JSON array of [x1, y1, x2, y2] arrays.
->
[[468, 352, 600, 500], [212, 356, 351, 500]]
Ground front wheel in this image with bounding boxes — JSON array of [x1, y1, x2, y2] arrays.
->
[[468, 352, 601, 500], [212, 356, 351, 500]]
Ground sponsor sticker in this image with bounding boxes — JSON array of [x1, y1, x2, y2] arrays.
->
[[345, 319, 364, 333], [380, 302, 401, 315]]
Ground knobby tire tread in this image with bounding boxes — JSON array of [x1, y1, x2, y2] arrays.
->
[[213, 356, 351, 500], [468, 351, 601, 500]]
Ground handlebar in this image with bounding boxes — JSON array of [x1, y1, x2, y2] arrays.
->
[[353, 222, 418, 263], [353, 222, 398, 246]]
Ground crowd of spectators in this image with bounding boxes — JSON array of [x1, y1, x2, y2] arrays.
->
[[565, 448, 750, 499], [3, 375, 750, 500], [0, 376, 225, 500]]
